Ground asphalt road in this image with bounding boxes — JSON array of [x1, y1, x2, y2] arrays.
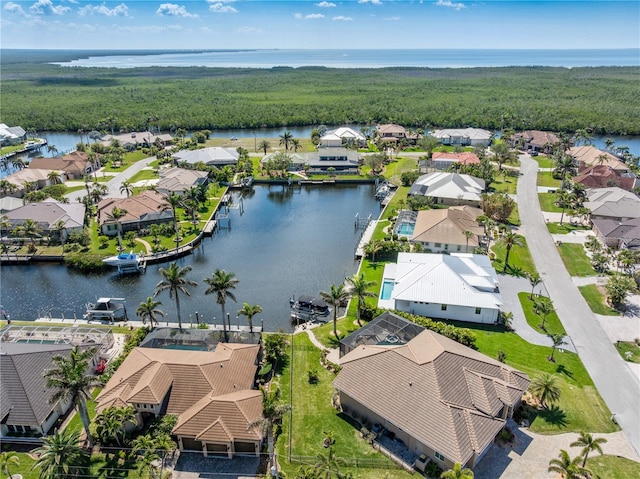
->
[[517, 154, 640, 454]]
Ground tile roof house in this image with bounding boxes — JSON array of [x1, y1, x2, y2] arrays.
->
[[320, 127, 366, 148], [569, 146, 629, 173], [584, 187, 640, 222], [0, 124, 26, 145], [509, 130, 560, 153], [97, 190, 173, 236], [376, 123, 408, 143], [4, 168, 51, 196], [28, 151, 99, 180], [260, 152, 307, 171], [4, 200, 85, 240], [102, 132, 173, 150], [408, 172, 485, 207], [406, 206, 485, 253], [421, 152, 481, 172], [0, 342, 102, 439], [431, 128, 492, 147], [573, 164, 637, 191], [173, 147, 240, 167], [591, 217, 640, 250], [378, 252, 502, 324], [96, 342, 262, 458], [333, 327, 530, 470], [302, 147, 360, 174], [155, 167, 209, 196]]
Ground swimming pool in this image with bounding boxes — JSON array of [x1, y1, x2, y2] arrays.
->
[[397, 223, 415, 235], [380, 280, 395, 300]]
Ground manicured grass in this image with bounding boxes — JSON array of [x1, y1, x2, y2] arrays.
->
[[277, 333, 414, 479], [65, 387, 102, 434], [491, 173, 518, 194], [587, 455, 640, 479], [127, 168, 159, 183], [557, 243, 596, 277], [537, 171, 562, 188], [615, 341, 640, 364], [546, 222, 590, 234], [491, 235, 537, 276], [380, 186, 409, 221], [579, 284, 621, 316], [518, 292, 566, 335], [8, 451, 142, 479], [507, 203, 521, 226], [102, 150, 148, 172], [383, 156, 418, 185], [533, 155, 555, 169], [471, 325, 618, 434], [538, 192, 564, 212]]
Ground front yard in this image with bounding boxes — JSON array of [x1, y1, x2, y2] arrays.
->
[[557, 243, 597, 277], [579, 284, 621, 316]]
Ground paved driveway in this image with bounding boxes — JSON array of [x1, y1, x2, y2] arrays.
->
[[171, 452, 261, 479]]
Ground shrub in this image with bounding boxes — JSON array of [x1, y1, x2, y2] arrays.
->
[[64, 253, 111, 272], [394, 310, 477, 348], [307, 368, 319, 385]]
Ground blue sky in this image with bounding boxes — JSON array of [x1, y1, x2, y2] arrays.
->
[[1, 1, 638, 50]]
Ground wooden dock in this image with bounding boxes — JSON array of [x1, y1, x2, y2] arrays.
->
[[354, 220, 378, 259]]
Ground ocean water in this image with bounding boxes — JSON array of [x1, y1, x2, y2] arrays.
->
[[53, 48, 640, 69]]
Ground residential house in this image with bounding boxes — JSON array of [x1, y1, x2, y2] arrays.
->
[[431, 128, 492, 147], [156, 167, 209, 196], [420, 152, 480, 172], [592, 217, 640, 250], [509, 130, 560, 153], [376, 124, 408, 144], [319, 127, 366, 148], [302, 147, 360, 174], [98, 190, 173, 236], [569, 146, 630, 173], [4, 169, 52, 196], [378, 252, 502, 324], [408, 172, 485, 207], [585, 187, 640, 222], [102, 132, 173, 151], [396, 205, 485, 253], [0, 124, 26, 146], [173, 147, 239, 168], [573, 164, 637, 191], [260, 152, 307, 171], [333, 321, 530, 470], [96, 343, 262, 458], [0, 197, 23, 213], [4, 200, 85, 240], [28, 151, 99, 180]]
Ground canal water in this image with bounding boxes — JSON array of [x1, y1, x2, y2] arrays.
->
[[0, 184, 380, 331]]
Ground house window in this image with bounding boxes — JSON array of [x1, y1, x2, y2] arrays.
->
[[444, 244, 449, 250], [457, 245, 461, 251], [435, 451, 445, 461], [475, 307, 481, 315], [434, 243, 442, 248], [441, 304, 447, 311]]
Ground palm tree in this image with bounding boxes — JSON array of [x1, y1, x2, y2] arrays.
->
[[238, 302, 262, 332], [548, 333, 566, 362], [314, 446, 347, 479], [527, 272, 542, 299], [154, 262, 198, 330], [535, 297, 554, 330], [43, 346, 100, 447], [162, 192, 183, 251], [119, 179, 133, 197], [16, 218, 43, 248], [279, 131, 293, 152], [571, 432, 608, 467], [291, 138, 301, 152], [136, 296, 165, 328], [364, 239, 384, 263], [94, 405, 136, 447], [345, 273, 377, 326], [248, 386, 291, 468], [548, 449, 591, 479], [204, 269, 239, 334], [553, 153, 577, 190], [529, 372, 561, 409], [0, 451, 20, 479], [32, 429, 90, 479], [46, 144, 58, 156], [462, 230, 475, 252], [498, 231, 523, 273], [320, 283, 350, 339], [441, 462, 474, 479], [106, 206, 127, 251], [47, 170, 62, 185], [259, 139, 270, 155]]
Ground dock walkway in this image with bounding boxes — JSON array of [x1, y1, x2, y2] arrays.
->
[[354, 220, 378, 259]]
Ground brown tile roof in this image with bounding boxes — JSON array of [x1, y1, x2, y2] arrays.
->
[[98, 190, 169, 225], [569, 146, 628, 172], [377, 123, 407, 137], [333, 330, 529, 465], [574, 164, 635, 191], [96, 343, 260, 416], [431, 152, 480, 165], [412, 206, 484, 247], [513, 130, 559, 148], [28, 151, 90, 176]]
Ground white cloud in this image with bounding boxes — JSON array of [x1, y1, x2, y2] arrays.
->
[[434, 0, 466, 10], [208, 0, 237, 13], [157, 3, 198, 18], [333, 16, 353, 21], [29, 0, 70, 15], [237, 26, 263, 34], [316, 1, 336, 7], [78, 3, 129, 17], [4, 2, 26, 15], [294, 13, 324, 19], [384, 16, 400, 21], [358, 0, 382, 4]]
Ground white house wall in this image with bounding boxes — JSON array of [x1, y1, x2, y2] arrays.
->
[[396, 300, 498, 324]]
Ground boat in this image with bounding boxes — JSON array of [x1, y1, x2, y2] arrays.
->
[[102, 251, 145, 274], [289, 294, 331, 318], [84, 297, 127, 322]]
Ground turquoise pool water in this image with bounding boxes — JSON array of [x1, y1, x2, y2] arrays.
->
[[380, 280, 395, 300], [397, 223, 415, 235]]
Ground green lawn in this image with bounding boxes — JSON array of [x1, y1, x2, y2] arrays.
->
[[277, 333, 414, 479], [491, 174, 518, 195], [507, 203, 521, 226], [537, 171, 562, 188], [588, 455, 640, 479], [533, 155, 555, 169], [615, 341, 640, 364], [546, 222, 591, 234], [383, 157, 418, 185], [65, 387, 103, 434], [518, 292, 566, 335], [579, 284, 621, 316], [102, 150, 148, 172], [491, 235, 537, 276], [557, 243, 596, 277], [127, 168, 159, 184], [538, 192, 564, 212]]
